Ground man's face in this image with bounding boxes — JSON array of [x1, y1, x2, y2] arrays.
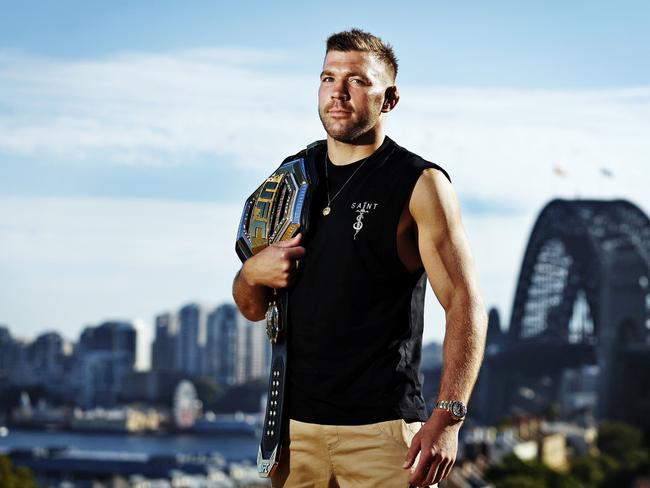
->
[[318, 50, 394, 143]]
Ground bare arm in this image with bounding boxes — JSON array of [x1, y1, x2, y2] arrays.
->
[[232, 233, 306, 321], [232, 265, 271, 322], [404, 169, 488, 487]]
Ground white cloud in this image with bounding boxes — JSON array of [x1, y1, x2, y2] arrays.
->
[[0, 48, 321, 168], [0, 196, 242, 343], [390, 85, 650, 213], [1, 48, 648, 213], [0, 193, 637, 346], [0, 195, 513, 345], [1, 47, 649, 345]]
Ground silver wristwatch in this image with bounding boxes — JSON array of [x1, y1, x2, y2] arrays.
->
[[435, 400, 467, 421]]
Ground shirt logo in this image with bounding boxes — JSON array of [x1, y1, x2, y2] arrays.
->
[[350, 202, 379, 240]]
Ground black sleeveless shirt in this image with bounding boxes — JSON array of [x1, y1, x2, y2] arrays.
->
[[285, 136, 451, 425]]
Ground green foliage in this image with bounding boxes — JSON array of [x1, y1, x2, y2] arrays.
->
[[570, 451, 650, 488], [594, 453, 620, 474], [544, 402, 561, 421], [486, 454, 584, 488], [597, 420, 643, 462], [13, 466, 39, 488], [599, 452, 650, 488], [0, 455, 39, 488], [633, 397, 650, 427], [211, 379, 266, 413], [486, 453, 545, 480], [0, 456, 13, 487], [571, 455, 607, 486], [545, 471, 584, 488], [566, 422, 650, 488], [494, 475, 547, 488], [488, 422, 650, 488], [193, 376, 222, 406]]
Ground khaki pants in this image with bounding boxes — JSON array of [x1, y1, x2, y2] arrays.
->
[[271, 418, 436, 488]]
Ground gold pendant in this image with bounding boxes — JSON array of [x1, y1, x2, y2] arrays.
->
[[322, 206, 331, 216]]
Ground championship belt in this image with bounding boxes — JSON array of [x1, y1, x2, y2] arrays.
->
[[235, 141, 322, 477]]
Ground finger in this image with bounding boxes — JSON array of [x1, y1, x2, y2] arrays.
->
[[436, 461, 454, 483], [432, 460, 449, 486], [275, 233, 302, 247], [284, 246, 306, 259], [408, 453, 432, 485], [423, 459, 441, 487], [403, 438, 421, 469]]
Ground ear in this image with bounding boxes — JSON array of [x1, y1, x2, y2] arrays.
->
[[381, 86, 400, 113]]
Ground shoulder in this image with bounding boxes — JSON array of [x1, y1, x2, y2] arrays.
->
[[387, 138, 452, 184], [280, 140, 326, 165], [409, 168, 460, 240], [376, 138, 459, 237]]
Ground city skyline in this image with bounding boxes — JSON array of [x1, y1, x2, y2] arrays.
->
[[0, 301, 272, 413], [0, 300, 446, 371], [0, 300, 271, 374], [1, 1, 649, 345]]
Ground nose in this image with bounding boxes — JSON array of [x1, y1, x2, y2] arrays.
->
[[331, 78, 350, 101]]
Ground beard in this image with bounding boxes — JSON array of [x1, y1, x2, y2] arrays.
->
[[318, 103, 382, 143]]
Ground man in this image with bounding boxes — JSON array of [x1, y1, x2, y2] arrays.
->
[[233, 29, 487, 488]]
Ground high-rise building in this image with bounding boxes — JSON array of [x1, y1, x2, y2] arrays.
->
[[79, 321, 136, 362], [76, 321, 137, 406], [176, 303, 207, 376], [28, 331, 64, 380], [204, 307, 220, 382], [205, 304, 239, 386], [205, 304, 269, 386], [246, 318, 269, 382], [0, 326, 14, 373], [152, 312, 178, 371], [0, 325, 20, 384]]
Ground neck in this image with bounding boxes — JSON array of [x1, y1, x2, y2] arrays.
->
[[326, 127, 385, 166]]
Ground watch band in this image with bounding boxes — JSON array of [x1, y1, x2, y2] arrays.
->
[[435, 400, 467, 421]]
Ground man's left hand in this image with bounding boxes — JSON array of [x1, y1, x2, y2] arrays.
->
[[402, 413, 460, 487]]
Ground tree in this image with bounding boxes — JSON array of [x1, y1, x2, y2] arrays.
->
[[597, 421, 642, 462], [495, 476, 546, 488], [0, 455, 39, 488], [193, 377, 222, 407], [571, 455, 608, 486], [544, 402, 561, 421], [486, 454, 584, 488]]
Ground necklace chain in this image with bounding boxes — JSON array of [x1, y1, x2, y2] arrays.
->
[[323, 151, 370, 216]]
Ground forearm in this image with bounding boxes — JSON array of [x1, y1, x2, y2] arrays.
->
[[406, 293, 487, 485], [436, 293, 488, 405], [232, 264, 270, 321]]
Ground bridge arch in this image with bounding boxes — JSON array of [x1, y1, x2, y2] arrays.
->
[[476, 198, 650, 424], [508, 199, 650, 345]]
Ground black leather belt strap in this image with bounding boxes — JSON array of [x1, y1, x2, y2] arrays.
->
[[257, 290, 289, 476], [235, 140, 323, 477]]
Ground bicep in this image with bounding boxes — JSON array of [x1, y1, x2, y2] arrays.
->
[[410, 169, 480, 312]]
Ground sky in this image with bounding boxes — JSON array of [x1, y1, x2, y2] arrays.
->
[[1, 1, 649, 368]]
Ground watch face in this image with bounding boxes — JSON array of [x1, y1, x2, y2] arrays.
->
[[451, 401, 467, 419]]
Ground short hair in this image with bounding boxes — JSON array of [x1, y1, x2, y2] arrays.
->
[[326, 28, 398, 81]]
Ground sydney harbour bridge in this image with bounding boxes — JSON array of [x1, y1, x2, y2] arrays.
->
[[457, 198, 650, 426]]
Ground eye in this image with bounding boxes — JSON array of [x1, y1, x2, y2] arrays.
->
[[321, 76, 334, 82], [349, 77, 370, 87]]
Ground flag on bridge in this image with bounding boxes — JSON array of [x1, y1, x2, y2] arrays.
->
[[600, 167, 614, 178]]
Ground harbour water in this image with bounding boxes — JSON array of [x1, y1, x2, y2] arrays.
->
[[0, 428, 260, 462]]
